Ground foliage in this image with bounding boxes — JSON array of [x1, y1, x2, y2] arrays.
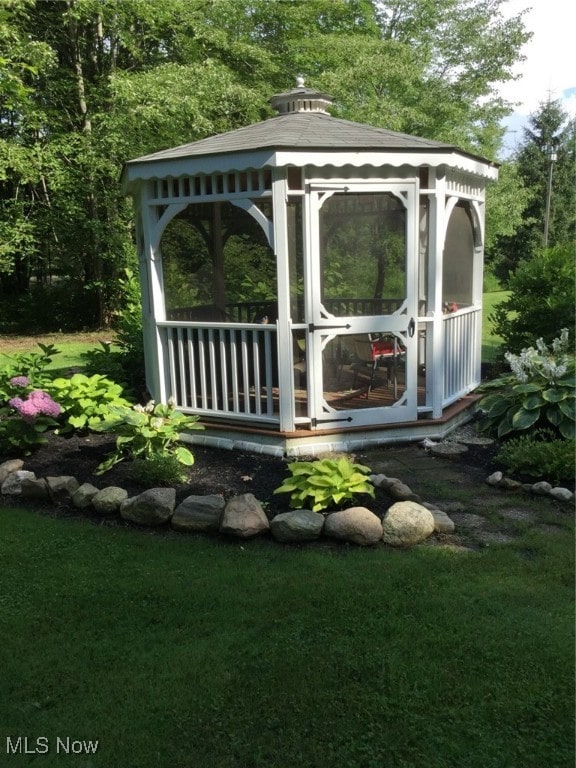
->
[[495, 430, 575, 484], [490, 244, 575, 353], [0, 388, 61, 456], [128, 454, 189, 487], [489, 101, 575, 282], [0, 343, 59, 400], [82, 269, 145, 395], [45, 373, 131, 433], [0, 0, 530, 330], [92, 399, 203, 474], [273, 457, 375, 513], [478, 329, 575, 439]]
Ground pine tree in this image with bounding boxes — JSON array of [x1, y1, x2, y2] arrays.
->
[[490, 99, 576, 283]]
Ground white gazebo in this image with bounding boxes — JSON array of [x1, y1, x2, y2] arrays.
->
[[122, 80, 498, 456]]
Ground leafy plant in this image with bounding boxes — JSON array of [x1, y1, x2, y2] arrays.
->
[[92, 399, 203, 474], [45, 373, 131, 432], [490, 244, 575, 353], [478, 329, 575, 439], [273, 457, 375, 513], [0, 389, 62, 456], [0, 343, 59, 402], [129, 454, 189, 487], [494, 430, 574, 485]]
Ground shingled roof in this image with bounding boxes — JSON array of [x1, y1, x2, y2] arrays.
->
[[129, 111, 488, 165], [126, 80, 496, 173]]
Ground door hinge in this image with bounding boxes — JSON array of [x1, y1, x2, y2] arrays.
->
[[311, 416, 353, 427]]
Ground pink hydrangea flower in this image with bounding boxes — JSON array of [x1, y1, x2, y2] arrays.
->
[[9, 390, 61, 422], [9, 376, 30, 387]]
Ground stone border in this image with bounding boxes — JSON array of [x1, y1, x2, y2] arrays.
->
[[0, 459, 457, 548], [486, 471, 574, 503]]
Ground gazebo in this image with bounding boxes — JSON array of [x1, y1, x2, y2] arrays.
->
[[122, 80, 498, 456]]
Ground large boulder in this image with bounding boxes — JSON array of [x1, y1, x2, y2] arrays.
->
[[324, 507, 383, 546], [93, 486, 128, 515], [270, 510, 325, 543], [0, 459, 24, 485], [171, 495, 225, 533], [120, 488, 176, 526], [1, 470, 36, 496], [220, 493, 269, 539], [381, 501, 435, 547]]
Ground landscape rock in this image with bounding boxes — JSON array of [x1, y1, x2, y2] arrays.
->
[[549, 487, 574, 503], [19, 477, 49, 499], [1, 470, 37, 496], [369, 474, 402, 490], [429, 443, 469, 459], [220, 493, 269, 538], [270, 509, 325, 543], [456, 436, 495, 447], [120, 488, 176, 526], [72, 483, 100, 509], [93, 486, 128, 515], [531, 481, 553, 496], [46, 476, 79, 502], [486, 471, 503, 486], [430, 509, 455, 534], [172, 495, 225, 533], [498, 477, 523, 490], [381, 501, 435, 547], [324, 507, 383, 546], [388, 481, 420, 502], [0, 459, 24, 485]]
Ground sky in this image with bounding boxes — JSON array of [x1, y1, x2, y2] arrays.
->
[[498, 0, 576, 156]]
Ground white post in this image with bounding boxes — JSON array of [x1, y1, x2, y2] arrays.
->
[[272, 168, 296, 432], [428, 169, 446, 419], [139, 181, 168, 403]]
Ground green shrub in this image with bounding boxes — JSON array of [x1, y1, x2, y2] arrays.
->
[[45, 373, 132, 432], [490, 244, 575, 353], [129, 454, 190, 487], [273, 457, 375, 513], [0, 343, 59, 402], [478, 329, 575, 439], [92, 399, 203, 474], [495, 430, 575, 484]]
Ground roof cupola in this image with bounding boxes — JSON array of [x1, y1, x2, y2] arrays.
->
[[269, 75, 333, 115]]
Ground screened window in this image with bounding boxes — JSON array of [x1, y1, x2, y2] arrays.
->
[[160, 201, 277, 323], [442, 202, 475, 310]]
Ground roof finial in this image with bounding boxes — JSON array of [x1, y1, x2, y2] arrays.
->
[[296, 74, 305, 88]]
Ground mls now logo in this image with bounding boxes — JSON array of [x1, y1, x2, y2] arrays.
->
[[6, 736, 99, 755]]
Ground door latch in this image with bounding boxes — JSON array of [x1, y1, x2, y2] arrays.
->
[[408, 318, 416, 338]]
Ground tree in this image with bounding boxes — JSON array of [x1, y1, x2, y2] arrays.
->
[[490, 244, 575, 353], [0, 0, 532, 331], [489, 100, 576, 283]]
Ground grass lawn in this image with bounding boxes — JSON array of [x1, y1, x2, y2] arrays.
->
[[0, 332, 115, 374], [482, 290, 510, 363], [0, 507, 573, 768]]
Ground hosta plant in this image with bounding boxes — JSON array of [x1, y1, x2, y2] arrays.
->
[[478, 329, 575, 439], [45, 373, 131, 432], [273, 457, 375, 513], [92, 399, 204, 474]]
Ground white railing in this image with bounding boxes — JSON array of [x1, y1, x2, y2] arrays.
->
[[442, 307, 481, 405], [158, 321, 280, 425]]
